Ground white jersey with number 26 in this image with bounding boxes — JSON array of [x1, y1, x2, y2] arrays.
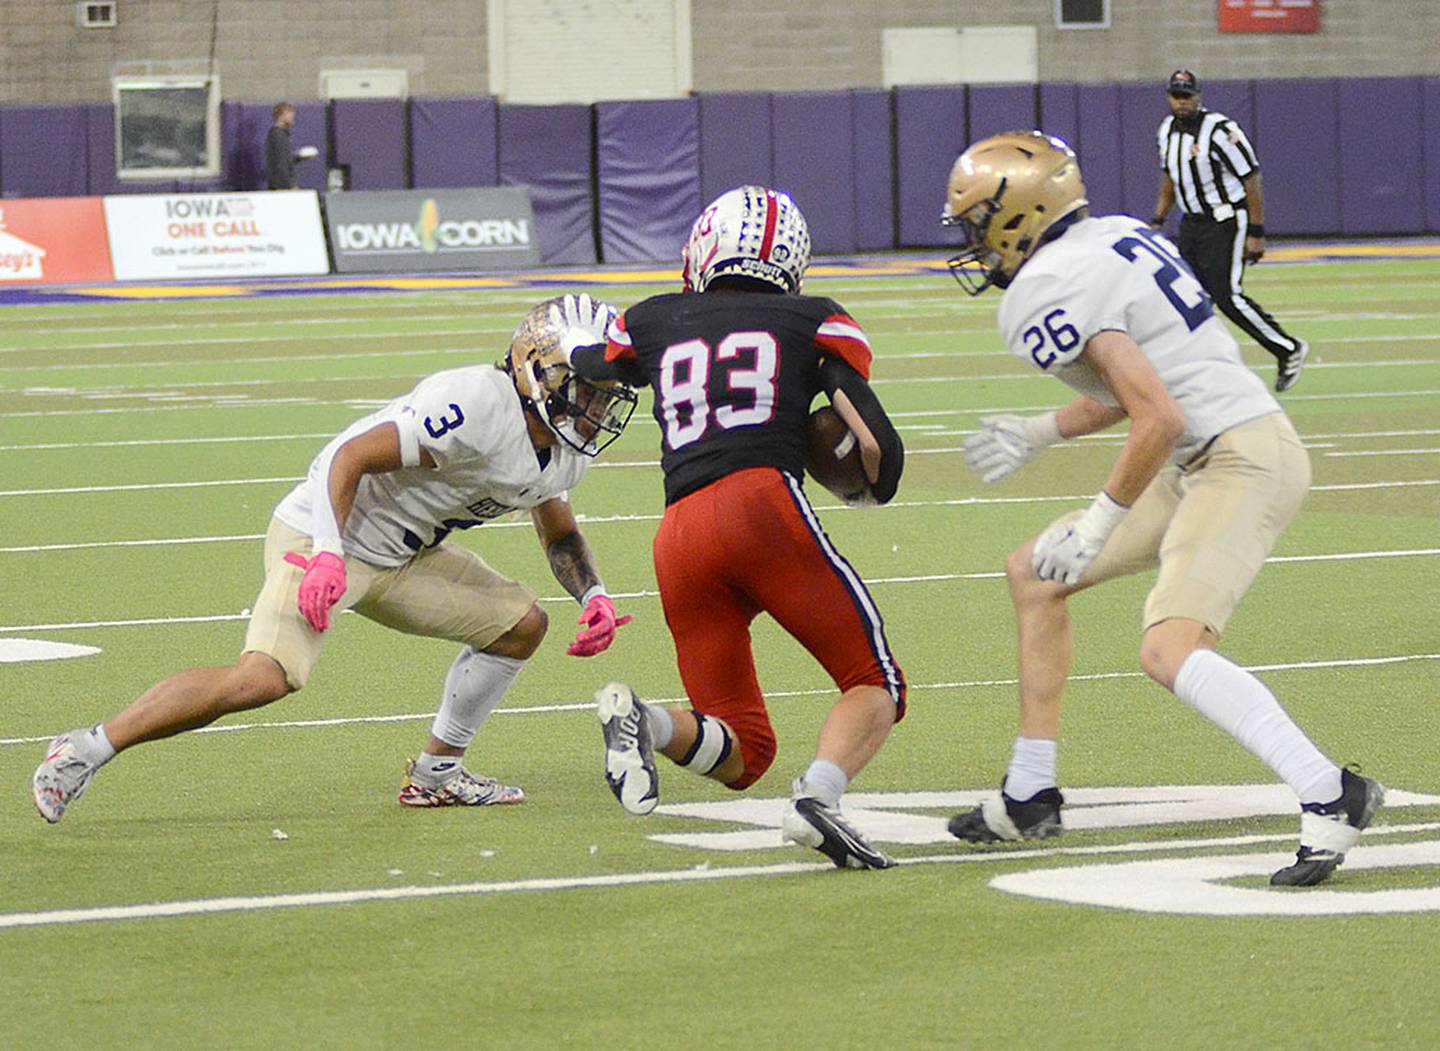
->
[[996, 215, 1280, 464], [274, 365, 588, 567]]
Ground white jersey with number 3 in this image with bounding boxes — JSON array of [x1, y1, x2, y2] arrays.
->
[[997, 215, 1280, 463], [274, 365, 588, 567]]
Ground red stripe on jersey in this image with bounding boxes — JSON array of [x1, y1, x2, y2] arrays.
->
[[814, 314, 873, 379], [604, 312, 637, 362], [757, 189, 779, 260]]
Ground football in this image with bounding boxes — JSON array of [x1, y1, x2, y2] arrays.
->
[[805, 404, 870, 503]]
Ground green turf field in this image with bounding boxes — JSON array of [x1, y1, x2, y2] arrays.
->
[[1, 256, 1437, 1049]]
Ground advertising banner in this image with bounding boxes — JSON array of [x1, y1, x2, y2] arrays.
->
[[325, 188, 541, 273], [103, 190, 330, 281], [0, 197, 114, 284], [1219, 0, 1320, 33]]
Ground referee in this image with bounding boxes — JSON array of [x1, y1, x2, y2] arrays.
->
[[1150, 69, 1308, 392]]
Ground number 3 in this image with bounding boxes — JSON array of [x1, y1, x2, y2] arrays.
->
[[424, 403, 465, 438]]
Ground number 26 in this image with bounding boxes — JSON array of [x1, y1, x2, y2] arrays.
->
[[1022, 309, 1081, 369]]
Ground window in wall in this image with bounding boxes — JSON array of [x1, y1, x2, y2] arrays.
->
[[488, 0, 692, 104], [1056, 0, 1111, 29], [113, 76, 221, 180]]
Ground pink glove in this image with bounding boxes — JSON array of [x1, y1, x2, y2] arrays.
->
[[567, 594, 632, 657], [282, 551, 347, 632]]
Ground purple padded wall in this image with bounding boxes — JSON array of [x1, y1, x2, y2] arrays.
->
[[699, 94, 772, 206], [1338, 78, 1425, 234], [290, 103, 329, 192], [1200, 79, 1255, 137], [499, 103, 595, 265], [1119, 84, 1159, 220], [411, 97, 498, 189], [967, 85, 1037, 143], [1037, 83, 1080, 151], [0, 105, 89, 198], [893, 86, 967, 247], [227, 102, 268, 190], [1426, 79, 1440, 234], [1254, 79, 1340, 235], [773, 93, 856, 255], [850, 90, 893, 252], [333, 99, 407, 191], [1076, 84, 1123, 216], [596, 99, 699, 264]]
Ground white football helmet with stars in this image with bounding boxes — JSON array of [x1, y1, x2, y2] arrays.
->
[[682, 185, 812, 294]]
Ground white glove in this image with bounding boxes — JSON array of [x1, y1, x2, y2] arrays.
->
[[551, 293, 614, 362], [1032, 491, 1128, 586], [964, 412, 1061, 483], [295, 145, 319, 160]]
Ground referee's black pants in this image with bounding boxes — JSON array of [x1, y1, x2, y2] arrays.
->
[[1178, 214, 1301, 362]]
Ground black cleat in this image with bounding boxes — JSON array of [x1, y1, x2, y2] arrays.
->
[[1271, 767, 1384, 887], [596, 682, 659, 815], [949, 785, 1065, 844], [782, 794, 896, 870], [1274, 340, 1309, 393]]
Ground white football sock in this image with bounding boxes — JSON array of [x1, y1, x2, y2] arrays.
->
[[429, 647, 524, 750], [643, 704, 675, 750], [72, 724, 116, 767], [1005, 736, 1058, 801], [411, 752, 464, 786], [797, 759, 849, 807], [1173, 649, 1341, 804]]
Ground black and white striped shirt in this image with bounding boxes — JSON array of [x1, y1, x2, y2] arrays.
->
[[1157, 110, 1260, 222]]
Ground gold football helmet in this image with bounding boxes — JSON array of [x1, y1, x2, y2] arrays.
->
[[941, 130, 1089, 294], [503, 296, 637, 457]]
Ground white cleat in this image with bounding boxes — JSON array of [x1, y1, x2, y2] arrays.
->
[[782, 787, 896, 870], [32, 731, 99, 824], [596, 682, 658, 815]]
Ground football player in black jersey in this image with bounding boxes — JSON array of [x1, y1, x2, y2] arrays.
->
[[563, 186, 907, 869]]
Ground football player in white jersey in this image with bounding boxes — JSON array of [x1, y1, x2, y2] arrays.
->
[[33, 294, 638, 823], [939, 131, 1382, 887]]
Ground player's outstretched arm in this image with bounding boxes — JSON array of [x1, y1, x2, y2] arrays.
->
[[818, 356, 904, 504], [531, 498, 632, 656]]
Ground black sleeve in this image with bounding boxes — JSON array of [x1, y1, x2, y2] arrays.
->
[[571, 343, 649, 388], [817, 355, 904, 504]]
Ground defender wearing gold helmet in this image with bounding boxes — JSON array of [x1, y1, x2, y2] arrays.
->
[[33, 295, 639, 824], [943, 131, 1382, 888]]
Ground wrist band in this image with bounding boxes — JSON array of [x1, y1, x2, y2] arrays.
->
[[1248, 223, 1266, 237], [580, 585, 608, 608]]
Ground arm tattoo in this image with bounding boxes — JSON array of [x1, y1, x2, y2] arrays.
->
[[545, 529, 602, 603]]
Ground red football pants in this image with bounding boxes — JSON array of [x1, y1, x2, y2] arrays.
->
[[653, 468, 906, 788]]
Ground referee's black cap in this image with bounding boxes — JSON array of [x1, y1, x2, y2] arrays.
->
[[1167, 69, 1200, 96]]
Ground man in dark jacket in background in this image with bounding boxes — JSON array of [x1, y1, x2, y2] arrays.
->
[[265, 102, 317, 190]]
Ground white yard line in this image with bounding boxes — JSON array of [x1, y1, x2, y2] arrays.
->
[[6, 385, 1440, 422], [3, 425, 1437, 456], [4, 650, 1435, 748], [2, 821, 1436, 930], [1324, 448, 1440, 458], [0, 476, 1433, 507], [0, 551, 1433, 633]]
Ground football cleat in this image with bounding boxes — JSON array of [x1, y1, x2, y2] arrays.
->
[[782, 791, 896, 870], [1270, 767, 1384, 886], [397, 759, 525, 807], [1274, 339, 1309, 393], [948, 783, 1065, 843], [32, 731, 99, 824], [596, 682, 659, 815]]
